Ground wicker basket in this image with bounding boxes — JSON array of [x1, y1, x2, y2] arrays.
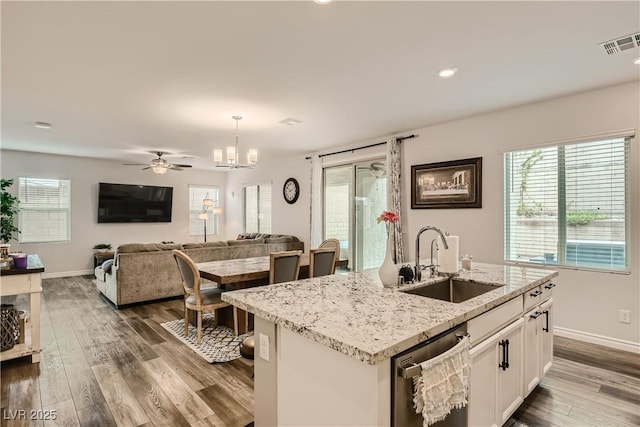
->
[[1, 304, 20, 351]]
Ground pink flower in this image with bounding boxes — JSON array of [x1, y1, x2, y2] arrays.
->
[[377, 210, 399, 224]]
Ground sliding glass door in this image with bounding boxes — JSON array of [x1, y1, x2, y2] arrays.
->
[[324, 159, 387, 271]]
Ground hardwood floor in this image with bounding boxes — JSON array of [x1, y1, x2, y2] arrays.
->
[[507, 336, 639, 427], [1, 275, 638, 426]]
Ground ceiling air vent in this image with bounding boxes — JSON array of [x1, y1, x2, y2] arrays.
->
[[599, 32, 640, 55], [278, 117, 303, 126]]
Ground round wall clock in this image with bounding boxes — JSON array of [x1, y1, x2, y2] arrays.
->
[[283, 177, 300, 204]]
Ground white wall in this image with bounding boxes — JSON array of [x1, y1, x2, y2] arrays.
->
[[223, 149, 311, 251], [3, 81, 637, 347], [273, 81, 638, 348], [0, 150, 227, 276], [399, 81, 638, 347]]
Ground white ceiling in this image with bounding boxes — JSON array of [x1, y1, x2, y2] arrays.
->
[[2, 1, 639, 171]]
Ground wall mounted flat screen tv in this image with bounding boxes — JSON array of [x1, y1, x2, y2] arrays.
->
[[98, 183, 173, 223]]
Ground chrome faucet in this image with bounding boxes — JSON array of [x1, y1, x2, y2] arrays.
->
[[415, 226, 449, 282]]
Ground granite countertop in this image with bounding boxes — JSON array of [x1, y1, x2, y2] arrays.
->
[[221, 262, 558, 365]]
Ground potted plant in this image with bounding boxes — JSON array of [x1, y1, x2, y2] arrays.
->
[[92, 243, 112, 253], [1, 179, 20, 266]]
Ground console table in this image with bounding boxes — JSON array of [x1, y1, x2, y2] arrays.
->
[[93, 250, 115, 268], [0, 254, 44, 363]]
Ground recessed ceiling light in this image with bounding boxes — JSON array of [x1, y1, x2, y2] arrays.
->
[[633, 56, 640, 65], [313, 0, 332, 5], [34, 121, 52, 129], [438, 68, 458, 78]]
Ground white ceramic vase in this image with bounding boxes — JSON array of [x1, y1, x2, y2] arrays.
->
[[378, 234, 397, 288]]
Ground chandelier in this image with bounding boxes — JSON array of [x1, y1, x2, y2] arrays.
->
[[213, 116, 257, 169]]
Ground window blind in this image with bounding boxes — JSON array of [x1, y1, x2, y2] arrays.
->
[[244, 184, 272, 234], [18, 177, 72, 243], [504, 137, 629, 272], [188, 186, 219, 236]]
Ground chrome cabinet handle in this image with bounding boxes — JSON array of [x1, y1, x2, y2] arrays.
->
[[544, 283, 556, 289]]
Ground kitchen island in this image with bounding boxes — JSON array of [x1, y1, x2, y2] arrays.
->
[[222, 263, 558, 426]]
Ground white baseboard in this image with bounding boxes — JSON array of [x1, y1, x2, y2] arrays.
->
[[42, 269, 93, 279], [555, 326, 640, 354]]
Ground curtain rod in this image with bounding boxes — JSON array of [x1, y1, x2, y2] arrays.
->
[[304, 134, 417, 160]]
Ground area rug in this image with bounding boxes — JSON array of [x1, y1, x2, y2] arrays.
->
[[161, 314, 251, 363]]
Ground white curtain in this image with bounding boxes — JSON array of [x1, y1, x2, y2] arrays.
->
[[309, 154, 323, 249], [387, 137, 405, 263]]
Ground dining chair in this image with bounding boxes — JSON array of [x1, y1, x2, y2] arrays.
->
[[172, 250, 230, 345], [269, 250, 303, 284], [319, 238, 341, 259], [309, 247, 337, 278], [239, 250, 302, 362], [320, 237, 341, 272]]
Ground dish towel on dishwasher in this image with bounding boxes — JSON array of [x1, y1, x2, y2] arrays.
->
[[412, 334, 471, 427]]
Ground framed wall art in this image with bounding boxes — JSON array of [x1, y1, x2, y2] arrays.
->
[[411, 157, 482, 209]]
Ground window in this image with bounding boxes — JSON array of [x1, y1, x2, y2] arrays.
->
[[324, 159, 388, 271], [18, 177, 71, 243], [244, 184, 271, 233], [189, 186, 220, 236], [504, 136, 630, 272]]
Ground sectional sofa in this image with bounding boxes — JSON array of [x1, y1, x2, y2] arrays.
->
[[93, 234, 304, 308]]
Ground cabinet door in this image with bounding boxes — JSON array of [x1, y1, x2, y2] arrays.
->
[[523, 308, 541, 396], [469, 332, 499, 427], [539, 298, 554, 376], [497, 317, 524, 424]]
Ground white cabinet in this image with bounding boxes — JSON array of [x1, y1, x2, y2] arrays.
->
[[497, 318, 524, 424], [539, 298, 554, 376], [523, 281, 555, 396], [469, 279, 558, 427], [469, 333, 499, 427], [0, 271, 42, 363], [469, 317, 524, 427], [523, 307, 542, 395]]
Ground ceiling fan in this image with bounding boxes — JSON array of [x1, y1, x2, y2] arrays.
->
[[357, 161, 387, 178], [123, 151, 193, 174]]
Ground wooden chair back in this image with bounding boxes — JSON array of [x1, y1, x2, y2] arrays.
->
[[173, 249, 229, 345], [269, 250, 302, 285], [319, 238, 341, 259], [173, 249, 202, 303], [309, 248, 337, 278]]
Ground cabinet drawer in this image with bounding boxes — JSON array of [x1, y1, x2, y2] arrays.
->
[[539, 281, 556, 302], [1, 274, 40, 295], [524, 286, 543, 311], [524, 281, 555, 310], [468, 296, 523, 346]]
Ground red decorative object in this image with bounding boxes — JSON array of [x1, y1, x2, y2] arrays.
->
[[377, 210, 399, 224]]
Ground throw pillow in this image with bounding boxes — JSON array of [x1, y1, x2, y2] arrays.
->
[[101, 259, 114, 274], [228, 239, 265, 246]]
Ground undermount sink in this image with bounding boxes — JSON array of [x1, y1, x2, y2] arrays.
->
[[403, 279, 503, 303]]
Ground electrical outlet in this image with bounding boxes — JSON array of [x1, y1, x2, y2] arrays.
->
[[619, 309, 631, 324], [259, 333, 270, 361]]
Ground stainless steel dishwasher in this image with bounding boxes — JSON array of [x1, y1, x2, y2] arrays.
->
[[391, 322, 468, 427]]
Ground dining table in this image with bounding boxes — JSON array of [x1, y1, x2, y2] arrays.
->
[[197, 255, 348, 334]]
